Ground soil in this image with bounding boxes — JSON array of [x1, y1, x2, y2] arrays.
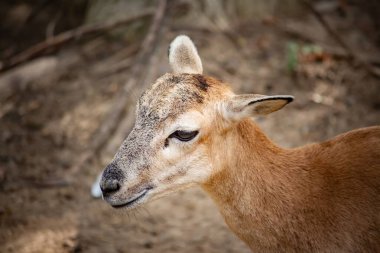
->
[[1, 2, 379, 253]]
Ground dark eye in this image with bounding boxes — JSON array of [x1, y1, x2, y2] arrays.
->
[[169, 130, 199, 142]]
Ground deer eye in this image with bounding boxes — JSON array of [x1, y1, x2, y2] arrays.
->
[[169, 130, 199, 142]]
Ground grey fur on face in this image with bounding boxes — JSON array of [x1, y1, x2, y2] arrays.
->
[[114, 73, 213, 177]]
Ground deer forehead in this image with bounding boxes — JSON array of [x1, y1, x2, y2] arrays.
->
[[135, 73, 228, 131]]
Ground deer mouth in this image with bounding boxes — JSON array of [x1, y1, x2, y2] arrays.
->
[[110, 187, 153, 209]]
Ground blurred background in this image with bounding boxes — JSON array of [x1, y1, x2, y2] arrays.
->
[[0, 0, 379, 252]]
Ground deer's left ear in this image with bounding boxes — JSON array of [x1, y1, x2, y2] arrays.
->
[[169, 35, 203, 74], [222, 94, 294, 121]]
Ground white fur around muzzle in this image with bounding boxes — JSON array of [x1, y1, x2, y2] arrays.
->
[[91, 172, 103, 198]]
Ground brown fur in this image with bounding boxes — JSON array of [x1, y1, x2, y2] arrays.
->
[[202, 119, 380, 252], [101, 34, 380, 252], [106, 72, 379, 252]]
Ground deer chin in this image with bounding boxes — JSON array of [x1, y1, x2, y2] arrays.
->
[[105, 185, 154, 209], [147, 180, 198, 202]]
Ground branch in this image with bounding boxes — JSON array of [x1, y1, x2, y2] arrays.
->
[[278, 22, 380, 66], [300, 0, 380, 78], [300, 0, 354, 58], [67, 0, 167, 179], [171, 23, 380, 67], [0, 9, 154, 72]]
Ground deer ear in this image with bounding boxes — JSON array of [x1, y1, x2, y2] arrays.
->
[[169, 35, 203, 74], [222, 94, 294, 121]]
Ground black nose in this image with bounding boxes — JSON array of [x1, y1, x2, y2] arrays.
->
[[100, 163, 123, 195]]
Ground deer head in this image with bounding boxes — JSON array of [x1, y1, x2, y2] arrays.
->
[[99, 35, 293, 208]]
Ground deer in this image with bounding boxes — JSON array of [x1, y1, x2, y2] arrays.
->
[[95, 35, 380, 252]]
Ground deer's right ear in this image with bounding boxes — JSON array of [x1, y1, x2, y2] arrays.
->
[[169, 35, 203, 74], [221, 94, 294, 121]]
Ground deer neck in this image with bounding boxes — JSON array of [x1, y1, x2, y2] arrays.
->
[[202, 119, 307, 235]]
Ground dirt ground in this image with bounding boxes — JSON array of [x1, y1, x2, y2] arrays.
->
[[1, 2, 379, 253]]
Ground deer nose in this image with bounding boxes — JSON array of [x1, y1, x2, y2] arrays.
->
[[101, 179, 120, 194], [100, 163, 123, 195]]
